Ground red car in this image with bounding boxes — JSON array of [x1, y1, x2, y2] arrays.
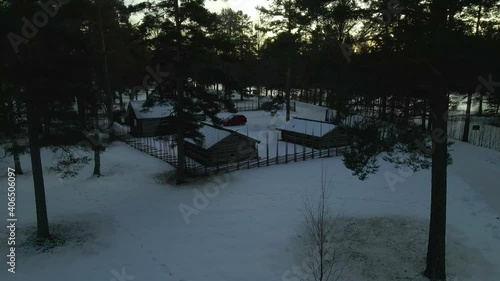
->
[[223, 115, 247, 126]]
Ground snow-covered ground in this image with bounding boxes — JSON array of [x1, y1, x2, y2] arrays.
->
[[1, 138, 500, 281], [3, 97, 499, 281]]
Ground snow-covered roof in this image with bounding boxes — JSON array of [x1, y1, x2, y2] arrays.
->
[[185, 124, 232, 149], [128, 101, 173, 119], [185, 123, 260, 149], [279, 118, 336, 137]]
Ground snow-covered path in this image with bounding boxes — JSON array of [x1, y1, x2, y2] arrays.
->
[[448, 141, 500, 215]]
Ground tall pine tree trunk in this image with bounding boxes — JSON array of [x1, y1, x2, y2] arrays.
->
[[424, 0, 449, 279], [174, 0, 186, 185], [26, 100, 50, 239], [462, 92, 473, 142], [425, 90, 448, 280], [93, 132, 101, 177], [286, 64, 291, 121], [381, 95, 387, 121]]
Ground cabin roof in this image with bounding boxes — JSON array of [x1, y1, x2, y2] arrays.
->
[[278, 117, 336, 137], [128, 101, 173, 120], [185, 123, 260, 149]]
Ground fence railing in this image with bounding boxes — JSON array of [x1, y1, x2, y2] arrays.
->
[[225, 100, 298, 112], [447, 120, 500, 151], [114, 122, 348, 177]]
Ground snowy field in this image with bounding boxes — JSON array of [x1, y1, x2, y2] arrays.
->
[[1, 133, 500, 281], [1, 96, 499, 281]]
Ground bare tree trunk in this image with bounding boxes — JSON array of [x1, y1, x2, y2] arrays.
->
[[26, 100, 50, 239], [119, 91, 123, 108], [422, 99, 427, 130], [12, 141, 23, 174], [98, 1, 114, 136], [77, 95, 87, 130], [381, 95, 387, 121], [93, 133, 101, 177], [403, 96, 411, 125], [286, 64, 291, 121], [478, 93, 484, 116], [462, 92, 473, 142], [91, 103, 101, 176]]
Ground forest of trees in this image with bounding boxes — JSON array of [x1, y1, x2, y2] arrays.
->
[[1, 0, 500, 280]]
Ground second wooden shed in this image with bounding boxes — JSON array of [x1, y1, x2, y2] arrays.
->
[[278, 117, 349, 149]]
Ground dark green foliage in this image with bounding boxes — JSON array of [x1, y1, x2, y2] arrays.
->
[[49, 147, 91, 179], [341, 119, 453, 181]]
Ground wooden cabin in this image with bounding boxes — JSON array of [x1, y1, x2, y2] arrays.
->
[[185, 123, 260, 166], [126, 101, 206, 137], [126, 101, 175, 137], [278, 117, 349, 149]]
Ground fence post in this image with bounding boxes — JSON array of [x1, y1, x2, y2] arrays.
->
[[294, 143, 297, 162], [216, 155, 219, 173], [303, 136, 306, 161], [266, 132, 270, 166], [312, 129, 315, 159], [294, 101, 296, 112], [285, 142, 288, 164], [276, 132, 279, 164], [319, 126, 323, 157]]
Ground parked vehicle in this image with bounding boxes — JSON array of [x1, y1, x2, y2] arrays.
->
[[223, 115, 247, 126]]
